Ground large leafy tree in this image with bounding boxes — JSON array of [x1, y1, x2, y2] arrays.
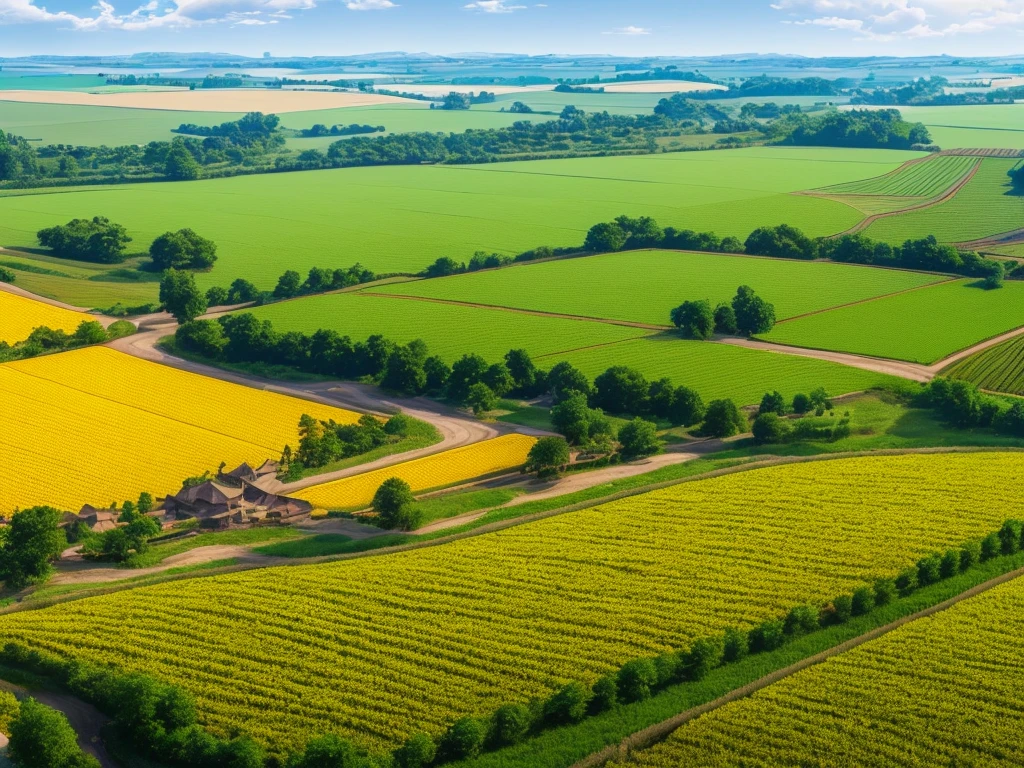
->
[[0, 507, 67, 589]]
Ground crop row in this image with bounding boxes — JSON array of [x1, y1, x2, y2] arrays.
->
[[625, 570, 1024, 767], [0, 452, 1020, 753], [294, 434, 536, 510], [946, 334, 1024, 396], [820, 155, 978, 198], [0, 289, 92, 344]]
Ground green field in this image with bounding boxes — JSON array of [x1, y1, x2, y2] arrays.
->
[[764, 279, 1024, 364], [245, 293, 648, 361], [478, 90, 665, 115], [0, 147, 917, 303], [897, 104, 1024, 151], [0, 74, 107, 91], [374, 250, 945, 325], [624, 575, 1024, 768], [817, 154, 977, 197], [542, 334, 896, 405], [945, 333, 1024, 395], [864, 158, 1024, 245]]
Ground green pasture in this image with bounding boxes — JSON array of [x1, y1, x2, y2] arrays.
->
[[763, 279, 1024, 364], [896, 105, 1024, 150], [243, 293, 648, 361], [541, 334, 896, 407], [863, 158, 1023, 245], [945, 334, 1024, 396], [0, 74, 106, 91], [818, 154, 977, 197], [477, 91, 665, 115], [375, 249, 944, 325], [0, 147, 917, 303]]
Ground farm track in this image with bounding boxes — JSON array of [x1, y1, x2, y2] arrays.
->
[[573, 564, 1024, 768]]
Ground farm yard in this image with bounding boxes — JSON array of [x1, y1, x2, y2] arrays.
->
[[4, 46, 1024, 768], [1, 453, 1021, 754], [0, 346, 361, 511], [623, 574, 1024, 767]]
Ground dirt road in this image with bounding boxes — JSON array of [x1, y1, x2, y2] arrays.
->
[[719, 337, 933, 381]]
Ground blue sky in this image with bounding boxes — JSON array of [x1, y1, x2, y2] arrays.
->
[[1, 0, 1023, 58]]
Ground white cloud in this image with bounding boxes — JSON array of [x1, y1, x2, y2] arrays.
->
[[345, 0, 395, 8], [0, 0, 315, 28], [463, 0, 525, 11], [773, 0, 1024, 38], [604, 24, 650, 34]]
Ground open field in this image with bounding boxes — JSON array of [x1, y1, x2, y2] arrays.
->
[[0, 346, 360, 512], [599, 81, 727, 94], [624, 573, 1024, 767], [763, 279, 1024, 364], [897, 104, 1024, 151], [374, 250, 946, 325], [863, 158, 1024, 244], [0, 88, 416, 113], [0, 288, 92, 343], [294, 434, 536, 510], [0, 148, 919, 302], [945, 334, 1024, 395], [0, 74, 107, 91], [815, 154, 977, 197], [478, 91, 666, 115], [543, 334, 898, 406], [0, 452, 1019, 752], [245, 293, 649, 361]]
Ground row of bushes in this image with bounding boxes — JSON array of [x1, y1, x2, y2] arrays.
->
[[0, 319, 134, 363], [922, 377, 1024, 437]]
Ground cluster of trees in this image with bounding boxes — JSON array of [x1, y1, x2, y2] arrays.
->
[[922, 378, 1024, 437], [271, 263, 375, 300], [3, 693, 100, 768], [653, 95, 729, 122], [766, 109, 932, 150], [0, 320, 135, 364], [80, 494, 160, 565], [37, 216, 132, 264], [174, 113, 281, 147], [299, 123, 384, 137], [852, 76, 1024, 106], [294, 412, 408, 470], [434, 91, 497, 110], [687, 75, 841, 101], [149, 228, 217, 271], [670, 286, 776, 339], [0, 506, 67, 589], [750, 388, 838, 445], [739, 102, 804, 120]]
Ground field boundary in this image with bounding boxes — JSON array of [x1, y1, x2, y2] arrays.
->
[[6, 446, 1022, 616], [572, 564, 1024, 768]]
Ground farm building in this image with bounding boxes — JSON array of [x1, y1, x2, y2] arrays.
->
[[161, 479, 311, 529], [218, 460, 280, 487]]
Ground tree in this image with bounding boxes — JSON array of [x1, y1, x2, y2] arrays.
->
[[809, 387, 832, 414], [482, 363, 515, 397], [438, 717, 485, 762], [583, 221, 628, 253], [616, 659, 658, 702], [546, 361, 591, 402], [647, 378, 676, 419], [504, 349, 537, 393], [373, 478, 419, 530], [8, 698, 99, 768], [0, 506, 66, 589], [0, 266, 15, 283], [149, 229, 217, 271], [525, 437, 570, 478], [423, 257, 465, 278], [290, 734, 368, 768], [226, 278, 261, 304], [274, 270, 303, 299], [205, 286, 229, 306], [732, 285, 776, 336], [447, 354, 489, 402], [669, 386, 705, 427], [752, 412, 791, 444], [702, 398, 746, 438], [137, 492, 154, 514], [160, 270, 207, 323], [466, 382, 498, 414], [424, 356, 452, 393], [72, 320, 108, 346], [392, 734, 436, 768], [381, 347, 426, 395], [593, 366, 649, 415], [670, 300, 715, 340], [617, 418, 660, 459], [176, 319, 227, 358], [792, 392, 812, 414], [543, 682, 590, 725], [37, 216, 132, 264], [744, 224, 817, 260], [713, 303, 738, 335], [490, 703, 531, 747], [165, 137, 200, 180], [550, 392, 602, 445], [759, 390, 787, 416]]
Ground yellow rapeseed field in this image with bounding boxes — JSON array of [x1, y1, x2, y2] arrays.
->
[[625, 575, 1024, 767], [0, 452, 1020, 753], [0, 290, 92, 344], [0, 346, 360, 512], [294, 434, 537, 509]]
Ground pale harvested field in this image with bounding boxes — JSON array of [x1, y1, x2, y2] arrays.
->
[[601, 80, 728, 93], [0, 89, 415, 113], [384, 84, 555, 96]]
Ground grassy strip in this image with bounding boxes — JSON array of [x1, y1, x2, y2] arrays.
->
[[455, 551, 1024, 768], [125, 528, 303, 568]]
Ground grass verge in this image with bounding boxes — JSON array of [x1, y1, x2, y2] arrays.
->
[[125, 528, 303, 568]]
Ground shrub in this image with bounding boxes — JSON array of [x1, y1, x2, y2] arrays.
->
[[713, 303, 738, 335], [873, 577, 897, 606], [939, 549, 960, 579], [722, 627, 748, 662], [895, 567, 919, 596], [831, 594, 853, 624], [702, 398, 746, 437], [524, 436, 570, 478], [960, 540, 982, 571], [748, 618, 785, 652], [616, 659, 658, 702], [784, 604, 819, 636], [981, 532, 1001, 561], [8, 697, 99, 768], [998, 519, 1023, 555], [543, 681, 590, 725], [437, 717, 485, 762], [751, 412, 791, 444], [680, 636, 724, 681], [652, 652, 680, 685], [372, 478, 418, 531], [0, 266, 15, 283], [617, 418, 660, 459], [289, 734, 367, 768], [792, 392, 811, 414], [916, 554, 942, 586], [851, 587, 874, 616], [489, 703, 532, 747], [589, 675, 618, 713], [670, 299, 715, 340], [392, 733, 436, 768]]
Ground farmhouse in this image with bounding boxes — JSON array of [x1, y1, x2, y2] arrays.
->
[[218, 460, 279, 487], [161, 478, 311, 529]]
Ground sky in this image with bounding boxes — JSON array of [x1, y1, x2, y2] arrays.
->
[[1, 0, 1024, 58]]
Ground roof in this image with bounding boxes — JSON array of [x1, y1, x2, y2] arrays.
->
[[173, 481, 243, 507], [222, 462, 257, 481], [255, 459, 280, 476]]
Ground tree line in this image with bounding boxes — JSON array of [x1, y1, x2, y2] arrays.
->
[[851, 76, 1024, 107], [0, 319, 134, 364]]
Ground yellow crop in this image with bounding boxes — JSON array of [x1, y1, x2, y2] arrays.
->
[[294, 434, 537, 509], [0, 452, 1020, 754], [626, 574, 1024, 767], [0, 346, 360, 512], [0, 290, 92, 344]]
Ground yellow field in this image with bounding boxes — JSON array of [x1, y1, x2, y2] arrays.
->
[[0, 346, 360, 512], [294, 434, 536, 510], [0, 290, 92, 344], [1, 452, 1019, 753], [625, 575, 1024, 767]]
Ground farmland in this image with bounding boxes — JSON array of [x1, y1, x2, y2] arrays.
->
[[0, 452, 1019, 752], [624, 574, 1024, 767], [0, 346, 360, 512], [374, 249, 946, 325], [0, 147, 918, 301], [763, 279, 1024, 364], [0, 288, 92, 343], [294, 434, 536, 510], [863, 158, 1024, 244], [896, 104, 1024, 151], [816, 154, 977, 197], [946, 334, 1024, 395]]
